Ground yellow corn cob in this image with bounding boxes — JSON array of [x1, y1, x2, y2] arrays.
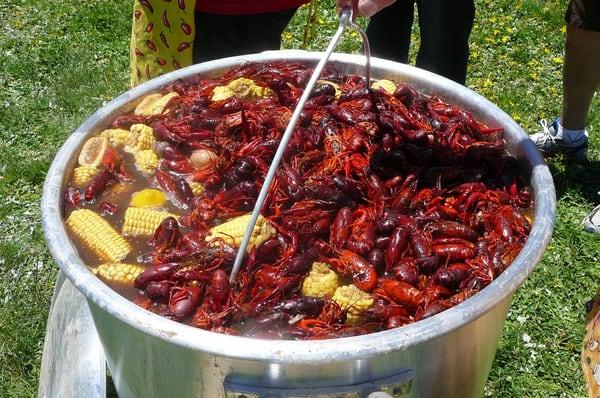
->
[[100, 128, 130, 147], [134, 93, 162, 115], [188, 181, 205, 196], [130, 188, 166, 208], [134, 149, 159, 174], [124, 124, 155, 154], [332, 284, 374, 326], [91, 262, 146, 286], [211, 78, 274, 101], [371, 79, 396, 94], [211, 86, 236, 101], [301, 262, 340, 298], [205, 213, 275, 250], [138, 92, 179, 116], [71, 166, 99, 188], [66, 209, 132, 262], [122, 207, 177, 237]]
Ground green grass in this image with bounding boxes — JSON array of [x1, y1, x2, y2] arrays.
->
[[0, 0, 598, 396]]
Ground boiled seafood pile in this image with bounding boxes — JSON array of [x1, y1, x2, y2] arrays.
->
[[63, 61, 532, 339]]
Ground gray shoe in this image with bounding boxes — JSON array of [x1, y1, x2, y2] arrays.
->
[[582, 204, 600, 234], [530, 119, 588, 161]]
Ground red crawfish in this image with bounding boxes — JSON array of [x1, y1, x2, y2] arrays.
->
[[385, 226, 410, 272], [329, 249, 378, 291], [208, 269, 230, 312], [434, 263, 471, 290], [432, 237, 476, 262], [134, 262, 181, 290], [169, 285, 202, 320], [345, 208, 376, 257], [376, 279, 424, 308], [392, 257, 419, 286], [155, 168, 194, 208], [428, 221, 477, 242], [415, 301, 452, 321], [366, 300, 411, 328], [329, 207, 352, 250]]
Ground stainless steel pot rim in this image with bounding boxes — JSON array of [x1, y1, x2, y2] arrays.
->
[[41, 50, 556, 363]]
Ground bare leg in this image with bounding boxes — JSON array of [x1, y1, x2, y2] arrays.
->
[[562, 26, 600, 130]]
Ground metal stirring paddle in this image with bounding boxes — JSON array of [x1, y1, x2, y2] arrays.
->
[[229, 7, 372, 282]]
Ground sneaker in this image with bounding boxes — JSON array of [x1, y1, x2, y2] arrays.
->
[[582, 204, 600, 234], [530, 118, 588, 161]]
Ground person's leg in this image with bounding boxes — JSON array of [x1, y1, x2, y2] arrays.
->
[[530, 0, 600, 159], [366, 0, 415, 64], [193, 9, 297, 63], [562, 26, 600, 130], [415, 0, 474, 85]]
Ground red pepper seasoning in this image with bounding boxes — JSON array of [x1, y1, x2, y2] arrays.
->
[[134, 9, 142, 20], [172, 58, 181, 69], [156, 57, 167, 66], [177, 0, 185, 12], [134, 48, 144, 57], [145, 21, 154, 33], [145, 63, 151, 79]]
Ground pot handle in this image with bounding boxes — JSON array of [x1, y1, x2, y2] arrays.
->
[[223, 369, 413, 397], [38, 271, 106, 398]]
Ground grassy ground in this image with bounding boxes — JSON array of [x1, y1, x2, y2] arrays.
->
[[1, 0, 598, 396]]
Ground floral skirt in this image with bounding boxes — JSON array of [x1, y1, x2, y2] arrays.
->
[[129, 0, 196, 87], [583, 294, 600, 397]]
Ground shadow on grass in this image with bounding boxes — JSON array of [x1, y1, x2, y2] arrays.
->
[[549, 158, 600, 205]]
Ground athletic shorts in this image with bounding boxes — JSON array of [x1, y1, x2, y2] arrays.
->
[[565, 0, 600, 32]]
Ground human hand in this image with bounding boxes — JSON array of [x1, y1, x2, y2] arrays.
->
[[336, 0, 396, 18]]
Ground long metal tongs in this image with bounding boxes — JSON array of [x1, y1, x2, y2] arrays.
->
[[229, 7, 371, 282]]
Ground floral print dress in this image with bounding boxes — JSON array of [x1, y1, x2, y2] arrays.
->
[[583, 295, 600, 397], [130, 0, 196, 87]]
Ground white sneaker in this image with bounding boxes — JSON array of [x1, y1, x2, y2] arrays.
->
[[530, 118, 588, 161], [582, 204, 600, 234]]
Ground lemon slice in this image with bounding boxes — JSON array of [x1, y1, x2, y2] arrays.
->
[[317, 79, 342, 99], [371, 79, 396, 94], [78, 136, 108, 167], [130, 189, 166, 208]]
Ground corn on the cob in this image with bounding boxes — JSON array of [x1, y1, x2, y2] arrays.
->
[[301, 262, 340, 298], [211, 78, 274, 101], [211, 86, 236, 101], [138, 92, 179, 116], [371, 79, 396, 94], [124, 124, 155, 154], [78, 136, 108, 167], [332, 284, 374, 326], [66, 209, 132, 262], [130, 188, 166, 208], [100, 128, 130, 147], [71, 166, 99, 187], [134, 93, 163, 116], [205, 213, 275, 250], [122, 207, 177, 237], [134, 149, 159, 174], [91, 262, 146, 286], [188, 181, 205, 196]]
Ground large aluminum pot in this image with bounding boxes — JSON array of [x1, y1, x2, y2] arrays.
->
[[41, 51, 556, 398]]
